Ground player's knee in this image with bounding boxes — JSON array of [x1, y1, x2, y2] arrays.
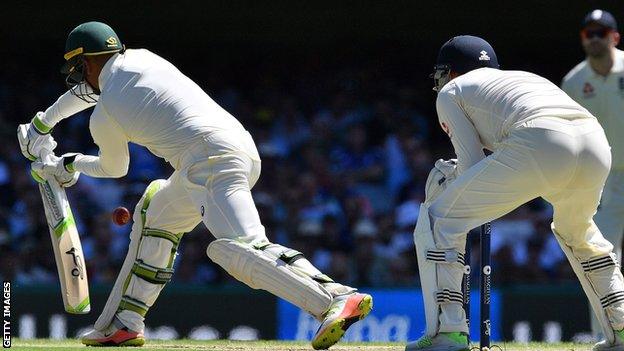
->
[[134, 179, 167, 222]]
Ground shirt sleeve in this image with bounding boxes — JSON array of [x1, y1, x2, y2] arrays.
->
[[41, 87, 98, 127], [72, 104, 129, 178], [436, 86, 485, 174], [560, 77, 574, 100]]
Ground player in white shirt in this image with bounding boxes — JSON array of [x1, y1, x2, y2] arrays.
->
[[561, 9, 624, 341], [407, 35, 624, 351], [17, 22, 372, 349]]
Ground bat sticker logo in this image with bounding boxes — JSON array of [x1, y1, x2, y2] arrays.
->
[[66, 247, 85, 280]]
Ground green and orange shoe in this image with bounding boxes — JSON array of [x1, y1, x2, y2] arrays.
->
[[311, 293, 373, 350], [405, 332, 469, 351]]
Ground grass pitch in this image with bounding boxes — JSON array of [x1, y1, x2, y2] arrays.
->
[[9, 339, 592, 351]]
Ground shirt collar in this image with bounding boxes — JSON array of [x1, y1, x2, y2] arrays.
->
[[98, 52, 123, 90]]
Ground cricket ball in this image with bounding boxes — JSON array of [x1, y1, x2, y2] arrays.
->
[[112, 206, 131, 225]]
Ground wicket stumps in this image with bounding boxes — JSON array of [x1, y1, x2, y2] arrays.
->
[[463, 222, 492, 351]]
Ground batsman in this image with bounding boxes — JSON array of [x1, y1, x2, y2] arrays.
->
[[17, 22, 372, 349], [408, 35, 624, 351]]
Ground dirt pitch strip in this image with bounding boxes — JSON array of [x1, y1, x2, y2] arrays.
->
[[9, 339, 593, 351]]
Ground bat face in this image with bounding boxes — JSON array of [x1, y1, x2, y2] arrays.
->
[[34, 172, 90, 314]]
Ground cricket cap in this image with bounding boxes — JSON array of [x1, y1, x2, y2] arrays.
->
[[582, 9, 617, 31]]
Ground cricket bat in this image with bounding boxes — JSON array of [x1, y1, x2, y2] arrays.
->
[[28, 144, 90, 314]]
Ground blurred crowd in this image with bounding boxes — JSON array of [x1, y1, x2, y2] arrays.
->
[[0, 55, 579, 289]]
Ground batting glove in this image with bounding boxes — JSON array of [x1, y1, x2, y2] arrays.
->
[[17, 112, 57, 161], [31, 153, 81, 188]]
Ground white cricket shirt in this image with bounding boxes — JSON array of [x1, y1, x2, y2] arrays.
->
[[562, 49, 624, 170], [436, 68, 594, 173], [42, 49, 246, 177]]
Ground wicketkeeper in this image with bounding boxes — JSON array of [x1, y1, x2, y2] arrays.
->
[[408, 35, 624, 351], [17, 21, 372, 349]]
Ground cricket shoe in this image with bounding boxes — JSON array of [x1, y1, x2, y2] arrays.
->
[[311, 292, 373, 350], [593, 329, 624, 351], [81, 321, 145, 347], [405, 332, 469, 351]]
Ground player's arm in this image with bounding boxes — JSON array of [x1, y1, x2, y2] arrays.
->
[[436, 88, 485, 174], [41, 87, 98, 127], [17, 88, 97, 160], [70, 105, 129, 178], [32, 105, 129, 180]]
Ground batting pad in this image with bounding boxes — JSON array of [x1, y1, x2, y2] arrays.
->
[[95, 180, 172, 332], [552, 224, 621, 344], [414, 204, 468, 337], [207, 239, 332, 318]]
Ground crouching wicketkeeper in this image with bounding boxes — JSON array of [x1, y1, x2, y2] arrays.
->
[[409, 35, 624, 351]]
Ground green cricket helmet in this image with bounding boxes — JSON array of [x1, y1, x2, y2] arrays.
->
[[61, 21, 124, 102]]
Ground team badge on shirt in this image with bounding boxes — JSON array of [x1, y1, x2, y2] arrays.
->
[[619, 77, 624, 96], [583, 82, 595, 98]]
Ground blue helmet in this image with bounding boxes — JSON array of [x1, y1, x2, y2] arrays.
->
[[432, 35, 499, 91]]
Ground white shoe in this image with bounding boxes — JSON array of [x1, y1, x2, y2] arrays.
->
[[311, 293, 373, 350], [594, 329, 624, 351], [405, 332, 469, 351]]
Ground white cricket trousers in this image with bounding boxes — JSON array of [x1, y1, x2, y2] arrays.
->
[[105, 129, 267, 332], [595, 169, 624, 261], [143, 128, 266, 242], [430, 117, 613, 258], [591, 168, 624, 337], [429, 116, 624, 332]]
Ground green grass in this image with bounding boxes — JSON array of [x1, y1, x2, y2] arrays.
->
[[8, 339, 594, 351]]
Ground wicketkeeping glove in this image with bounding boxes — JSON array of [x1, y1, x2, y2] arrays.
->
[[424, 158, 458, 204]]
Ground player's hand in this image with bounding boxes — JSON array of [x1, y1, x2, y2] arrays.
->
[[17, 112, 57, 161], [32, 153, 81, 188]]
